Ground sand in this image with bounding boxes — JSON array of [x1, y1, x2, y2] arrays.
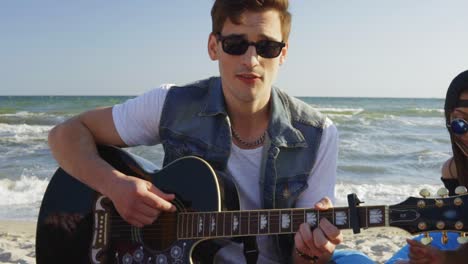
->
[[0, 220, 36, 264], [0, 220, 411, 264]]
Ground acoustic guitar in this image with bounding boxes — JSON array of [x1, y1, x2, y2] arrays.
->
[[36, 145, 468, 264]]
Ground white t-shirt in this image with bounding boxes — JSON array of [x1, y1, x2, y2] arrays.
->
[[112, 85, 338, 263]]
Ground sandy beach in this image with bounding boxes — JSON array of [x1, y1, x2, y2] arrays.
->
[[0, 220, 411, 264], [0, 221, 36, 264]]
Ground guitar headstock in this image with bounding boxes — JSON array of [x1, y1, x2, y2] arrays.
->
[[389, 187, 468, 236]]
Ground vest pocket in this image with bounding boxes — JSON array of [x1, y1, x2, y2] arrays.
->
[[162, 137, 207, 165], [275, 175, 308, 208]]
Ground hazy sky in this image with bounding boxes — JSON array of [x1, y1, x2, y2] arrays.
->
[[1, 1, 467, 97]]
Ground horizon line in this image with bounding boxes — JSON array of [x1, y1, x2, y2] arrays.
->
[[0, 94, 445, 100]]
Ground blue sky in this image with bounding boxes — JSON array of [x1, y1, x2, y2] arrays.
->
[[1, 0, 467, 97]]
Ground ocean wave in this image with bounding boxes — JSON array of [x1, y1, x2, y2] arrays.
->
[[0, 111, 67, 126], [0, 123, 51, 143], [334, 182, 446, 207], [316, 107, 364, 116], [0, 175, 48, 206]]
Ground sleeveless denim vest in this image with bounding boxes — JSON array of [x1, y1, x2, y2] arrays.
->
[[159, 77, 325, 263]]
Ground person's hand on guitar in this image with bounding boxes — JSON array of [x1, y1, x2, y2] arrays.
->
[[404, 239, 446, 264], [107, 174, 177, 228], [293, 197, 343, 264]]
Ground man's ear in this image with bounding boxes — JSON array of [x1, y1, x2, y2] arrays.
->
[[279, 42, 288, 65], [208, 33, 219, 61]]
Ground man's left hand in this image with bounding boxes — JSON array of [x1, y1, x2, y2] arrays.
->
[[294, 197, 343, 263]]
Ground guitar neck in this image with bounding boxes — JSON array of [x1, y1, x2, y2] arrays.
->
[[177, 206, 387, 239]]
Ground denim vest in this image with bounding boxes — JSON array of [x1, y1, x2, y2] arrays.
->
[[159, 77, 325, 263]]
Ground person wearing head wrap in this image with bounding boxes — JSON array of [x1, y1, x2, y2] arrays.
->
[[386, 70, 468, 264]]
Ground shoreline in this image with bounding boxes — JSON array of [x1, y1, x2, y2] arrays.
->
[[0, 220, 411, 264]]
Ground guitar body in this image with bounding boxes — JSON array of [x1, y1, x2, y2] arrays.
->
[[36, 145, 237, 264]]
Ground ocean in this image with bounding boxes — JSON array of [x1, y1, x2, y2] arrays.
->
[[0, 96, 450, 221]]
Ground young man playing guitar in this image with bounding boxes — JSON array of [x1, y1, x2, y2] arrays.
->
[[47, 1, 374, 263]]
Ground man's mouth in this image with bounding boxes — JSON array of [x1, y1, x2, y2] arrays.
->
[[236, 73, 261, 81]]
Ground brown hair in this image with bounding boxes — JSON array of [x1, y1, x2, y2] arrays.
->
[[211, 0, 292, 41], [444, 70, 468, 187]]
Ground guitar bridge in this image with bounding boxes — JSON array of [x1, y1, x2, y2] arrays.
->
[[91, 195, 111, 264]]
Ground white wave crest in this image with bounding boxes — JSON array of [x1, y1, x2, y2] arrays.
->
[[0, 111, 40, 117], [316, 107, 364, 115], [0, 123, 52, 141], [334, 182, 444, 207], [0, 176, 49, 206]]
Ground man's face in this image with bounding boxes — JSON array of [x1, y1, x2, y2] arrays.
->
[[208, 10, 288, 105]]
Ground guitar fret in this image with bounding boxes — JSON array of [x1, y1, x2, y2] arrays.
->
[[289, 210, 294, 233], [366, 208, 368, 228], [191, 213, 196, 238], [292, 210, 302, 232], [333, 208, 349, 229], [280, 209, 292, 233], [232, 211, 240, 236], [305, 209, 318, 228], [203, 213, 209, 237], [225, 212, 232, 237], [177, 213, 182, 239], [332, 208, 335, 225], [241, 212, 249, 235], [221, 212, 225, 237], [209, 212, 216, 237], [249, 211, 258, 235], [348, 208, 351, 229], [268, 211, 270, 234], [365, 206, 385, 228], [186, 213, 189, 239], [257, 211, 261, 235], [303, 209, 306, 227], [317, 210, 320, 227], [185, 213, 189, 239], [197, 213, 202, 238], [321, 210, 334, 224], [270, 211, 279, 234], [259, 211, 269, 235], [248, 211, 251, 235]]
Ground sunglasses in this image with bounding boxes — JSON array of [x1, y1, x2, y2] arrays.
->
[[216, 33, 285, 58], [448, 118, 468, 135]]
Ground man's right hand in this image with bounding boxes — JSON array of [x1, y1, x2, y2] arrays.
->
[[108, 175, 177, 227]]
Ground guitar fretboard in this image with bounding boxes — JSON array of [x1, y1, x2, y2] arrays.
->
[[177, 206, 387, 239]]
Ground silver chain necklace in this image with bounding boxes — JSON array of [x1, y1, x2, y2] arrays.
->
[[231, 128, 266, 147]]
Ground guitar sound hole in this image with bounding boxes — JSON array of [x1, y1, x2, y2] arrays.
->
[[142, 212, 178, 251]]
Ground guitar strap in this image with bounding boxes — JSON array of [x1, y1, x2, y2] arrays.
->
[[193, 237, 258, 263], [241, 236, 259, 264], [219, 170, 259, 264]]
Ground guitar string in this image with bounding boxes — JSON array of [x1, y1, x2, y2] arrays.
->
[[93, 206, 464, 239], [86, 203, 466, 241], [103, 214, 465, 239], [105, 202, 458, 225], [105, 205, 458, 229], [105, 215, 379, 237]]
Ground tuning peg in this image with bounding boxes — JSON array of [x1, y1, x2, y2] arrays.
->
[[419, 189, 430, 198], [421, 233, 433, 245], [455, 186, 468, 195], [437, 188, 449, 197], [441, 231, 448, 245], [457, 233, 468, 244]]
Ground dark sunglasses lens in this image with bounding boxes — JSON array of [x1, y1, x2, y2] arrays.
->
[[256, 40, 283, 58], [451, 119, 468, 135], [222, 37, 249, 55]]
